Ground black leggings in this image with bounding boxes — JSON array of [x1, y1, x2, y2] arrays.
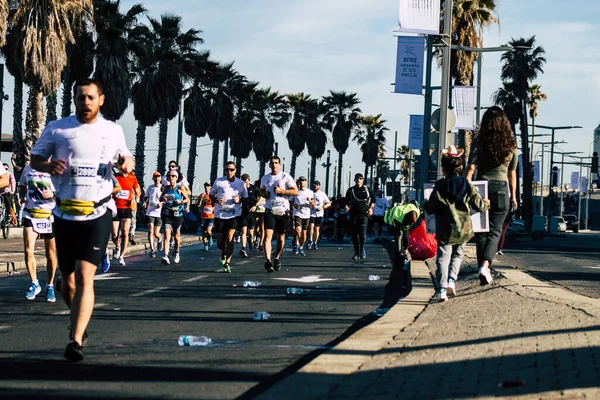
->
[[475, 180, 510, 266], [351, 215, 368, 254]]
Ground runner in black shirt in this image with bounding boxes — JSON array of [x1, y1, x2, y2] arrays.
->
[[345, 173, 375, 259], [240, 173, 261, 257]]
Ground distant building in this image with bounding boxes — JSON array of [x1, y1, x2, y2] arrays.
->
[[595, 125, 600, 156]]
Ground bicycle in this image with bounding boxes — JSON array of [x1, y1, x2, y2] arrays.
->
[[0, 194, 11, 239]]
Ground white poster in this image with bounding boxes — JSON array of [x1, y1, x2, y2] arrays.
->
[[452, 86, 475, 130], [398, 0, 441, 35], [408, 114, 424, 149], [394, 36, 425, 95], [424, 180, 489, 234]]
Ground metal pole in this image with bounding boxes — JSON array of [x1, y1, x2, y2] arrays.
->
[[348, 167, 351, 192], [275, 142, 279, 157], [392, 130, 397, 202], [475, 54, 483, 126], [540, 144, 544, 216], [333, 164, 337, 198], [420, 36, 434, 201], [437, 0, 454, 180], [577, 161, 582, 230], [560, 153, 564, 217], [549, 128, 555, 209], [325, 149, 331, 196], [176, 98, 184, 166], [585, 163, 590, 230]]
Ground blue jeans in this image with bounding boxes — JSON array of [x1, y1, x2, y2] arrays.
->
[[435, 243, 465, 289]]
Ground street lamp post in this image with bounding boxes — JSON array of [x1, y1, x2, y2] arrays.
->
[[325, 150, 331, 196], [555, 151, 582, 216], [536, 140, 566, 216]]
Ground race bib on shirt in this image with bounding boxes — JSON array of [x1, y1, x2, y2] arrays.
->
[[222, 204, 236, 215], [203, 206, 214, 215], [163, 194, 175, 202], [32, 218, 52, 234], [115, 190, 130, 200], [272, 197, 285, 211], [69, 159, 99, 186]]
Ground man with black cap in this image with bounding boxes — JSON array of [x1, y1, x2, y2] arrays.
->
[[308, 179, 331, 250], [345, 173, 375, 259], [290, 176, 314, 256]]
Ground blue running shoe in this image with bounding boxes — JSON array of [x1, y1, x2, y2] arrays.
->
[[101, 249, 111, 273], [299, 247, 306, 257], [361, 248, 366, 259], [45, 285, 56, 302], [25, 282, 41, 300], [208, 237, 213, 247]]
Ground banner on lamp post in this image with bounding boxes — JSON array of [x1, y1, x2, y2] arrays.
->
[[571, 172, 580, 190], [397, 0, 441, 35], [533, 160, 540, 182], [452, 86, 476, 130], [408, 115, 424, 149], [394, 36, 425, 95]]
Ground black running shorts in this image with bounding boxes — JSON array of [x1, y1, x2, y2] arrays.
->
[[264, 211, 289, 234], [163, 214, 183, 233], [112, 208, 133, 221], [294, 216, 310, 230], [54, 210, 112, 272], [240, 213, 256, 229], [309, 216, 323, 227], [215, 217, 239, 233]]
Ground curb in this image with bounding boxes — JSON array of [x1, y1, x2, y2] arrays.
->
[[0, 235, 201, 275], [257, 259, 435, 400]]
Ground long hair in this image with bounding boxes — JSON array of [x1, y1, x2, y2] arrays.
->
[[477, 106, 517, 166]]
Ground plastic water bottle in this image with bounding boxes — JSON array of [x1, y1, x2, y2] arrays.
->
[[403, 258, 410, 271], [178, 335, 212, 347], [243, 281, 261, 287], [253, 311, 270, 321], [368, 275, 381, 281], [286, 287, 304, 295]]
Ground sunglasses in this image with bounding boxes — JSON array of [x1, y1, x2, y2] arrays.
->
[[169, 165, 177, 169], [226, 168, 236, 172], [168, 175, 178, 178]]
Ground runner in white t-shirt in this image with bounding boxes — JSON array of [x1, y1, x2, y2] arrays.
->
[[30, 78, 134, 362], [290, 176, 314, 256], [145, 171, 163, 257], [308, 180, 331, 250], [260, 155, 298, 272], [210, 161, 248, 273], [19, 165, 58, 303]]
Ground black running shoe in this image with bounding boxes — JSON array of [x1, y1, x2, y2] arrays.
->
[[265, 260, 274, 273], [239, 249, 248, 258], [274, 258, 282, 271], [64, 341, 84, 362], [69, 327, 88, 346]]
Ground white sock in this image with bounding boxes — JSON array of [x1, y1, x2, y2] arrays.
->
[[32, 280, 39, 286]]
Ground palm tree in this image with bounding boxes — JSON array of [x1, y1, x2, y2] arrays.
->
[[0, 0, 8, 48], [376, 157, 390, 192], [252, 88, 290, 178], [45, 92, 58, 124], [131, 14, 202, 178], [322, 91, 361, 197], [354, 114, 388, 182], [229, 81, 259, 177], [492, 81, 520, 135], [500, 36, 546, 231], [396, 145, 411, 185], [91, 0, 146, 121], [61, 30, 94, 117], [527, 84, 547, 164], [285, 93, 312, 177], [305, 100, 327, 184], [13, 0, 93, 158]]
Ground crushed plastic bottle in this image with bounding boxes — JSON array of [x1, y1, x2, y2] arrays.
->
[[286, 287, 304, 295], [178, 335, 213, 347], [243, 281, 261, 287], [253, 311, 270, 321], [368, 275, 381, 281], [372, 307, 390, 317]]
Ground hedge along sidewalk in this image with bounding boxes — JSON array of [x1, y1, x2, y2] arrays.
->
[[0, 232, 201, 275]]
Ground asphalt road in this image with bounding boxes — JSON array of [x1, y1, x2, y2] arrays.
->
[[0, 239, 394, 400], [498, 231, 600, 299]]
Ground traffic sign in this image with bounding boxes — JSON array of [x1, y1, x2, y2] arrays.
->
[[431, 108, 456, 133]]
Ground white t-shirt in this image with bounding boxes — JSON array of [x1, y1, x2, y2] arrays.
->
[[145, 184, 163, 218], [310, 190, 330, 218], [31, 116, 132, 221], [210, 176, 248, 219], [291, 189, 314, 219], [374, 196, 390, 217], [260, 171, 297, 212], [19, 165, 56, 221]]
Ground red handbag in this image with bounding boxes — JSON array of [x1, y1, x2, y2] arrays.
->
[[408, 219, 437, 260]]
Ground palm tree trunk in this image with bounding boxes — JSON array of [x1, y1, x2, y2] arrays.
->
[[364, 164, 368, 185], [24, 88, 44, 160], [134, 121, 146, 190], [187, 134, 197, 189], [45, 91, 58, 125], [235, 156, 241, 177], [530, 115, 536, 164], [290, 154, 297, 178], [12, 77, 24, 166], [156, 117, 168, 175], [337, 152, 344, 197], [310, 157, 317, 184], [210, 139, 219, 183], [222, 137, 229, 176], [61, 70, 74, 117], [259, 162, 266, 178]]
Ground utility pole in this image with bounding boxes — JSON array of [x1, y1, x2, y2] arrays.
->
[[437, 0, 453, 179], [325, 149, 331, 196], [420, 36, 434, 201], [176, 98, 184, 166], [392, 130, 398, 201]]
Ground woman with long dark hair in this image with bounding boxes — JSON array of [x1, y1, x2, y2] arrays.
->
[[465, 106, 518, 285]]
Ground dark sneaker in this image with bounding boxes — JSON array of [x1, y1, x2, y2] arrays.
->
[[69, 327, 89, 347], [352, 254, 359, 260], [293, 243, 299, 255], [222, 263, 231, 273], [64, 341, 84, 362], [298, 248, 306, 257], [313, 243, 319, 250], [239, 249, 248, 258], [274, 258, 282, 271], [265, 260, 274, 273]]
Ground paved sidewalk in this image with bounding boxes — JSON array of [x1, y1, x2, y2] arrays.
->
[[258, 244, 600, 399], [0, 228, 201, 274]]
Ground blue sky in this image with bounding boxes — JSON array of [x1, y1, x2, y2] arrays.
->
[[2, 0, 599, 193]]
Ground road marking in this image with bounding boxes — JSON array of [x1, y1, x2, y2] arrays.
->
[[183, 275, 208, 282], [0, 326, 10, 330], [94, 273, 130, 281], [273, 275, 337, 283], [225, 294, 286, 298], [238, 260, 250, 265], [583, 266, 600, 269], [53, 303, 108, 315], [130, 287, 169, 297]]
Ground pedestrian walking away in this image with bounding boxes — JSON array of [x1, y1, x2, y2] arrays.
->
[[19, 164, 59, 302], [308, 180, 331, 250], [145, 172, 164, 257], [239, 173, 262, 258], [345, 173, 375, 260], [197, 182, 215, 251], [372, 190, 390, 243], [160, 170, 190, 265], [290, 176, 314, 256], [464, 106, 518, 285], [425, 146, 489, 302], [210, 162, 248, 273], [260, 156, 298, 272], [30, 78, 135, 362], [111, 170, 141, 266]]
